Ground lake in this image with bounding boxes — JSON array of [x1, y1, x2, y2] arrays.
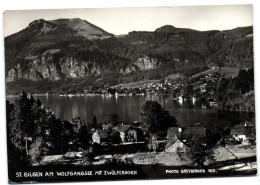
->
[[7, 95, 252, 129]]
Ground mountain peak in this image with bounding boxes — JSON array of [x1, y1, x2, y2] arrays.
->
[[155, 25, 177, 33], [50, 18, 113, 39], [28, 19, 58, 31], [29, 19, 46, 25], [28, 19, 51, 27], [155, 25, 196, 33]]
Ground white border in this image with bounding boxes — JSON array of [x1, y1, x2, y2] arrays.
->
[[0, 0, 259, 185]]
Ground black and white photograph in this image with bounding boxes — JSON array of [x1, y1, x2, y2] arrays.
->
[[2, 4, 257, 184]]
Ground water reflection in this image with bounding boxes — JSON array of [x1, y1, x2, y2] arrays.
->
[[7, 95, 252, 129]]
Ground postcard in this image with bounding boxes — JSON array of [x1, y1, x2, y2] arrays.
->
[[4, 5, 256, 183]]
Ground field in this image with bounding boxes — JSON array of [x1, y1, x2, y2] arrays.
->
[[165, 73, 183, 80], [39, 144, 256, 168], [111, 73, 183, 89], [111, 67, 240, 89], [111, 79, 161, 89], [192, 67, 240, 78]]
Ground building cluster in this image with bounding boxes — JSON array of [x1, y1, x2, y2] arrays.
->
[[90, 121, 207, 153], [93, 70, 226, 102], [91, 122, 145, 145], [90, 120, 254, 155]]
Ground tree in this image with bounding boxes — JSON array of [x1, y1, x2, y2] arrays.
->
[[42, 113, 63, 154], [187, 137, 214, 167], [182, 84, 193, 97], [231, 69, 254, 94], [8, 91, 36, 156], [92, 116, 98, 129], [107, 88, 116, 95], [109, 130, 121, 144], [207, 124, 222, 146], [216, 78, 229, 92], [29, 137, 45, 164], [6, 100, 29, 166], [7, 92, 53, 163], [6, 100, 14, 125], [244, 120, 256, 145], [105, 157, 134, 166], [103, 113, 119, 127], [60, 120, 74, 152], [7, 92, 92, 164], [36, 98, 42, 107], [72, 117, 85, 135], [139, 101, 177, 137], [78, 124, 90, 149], [71, 117, 90, 150]]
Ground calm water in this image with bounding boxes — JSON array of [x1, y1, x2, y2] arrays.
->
[[7, 95, 252, 129]]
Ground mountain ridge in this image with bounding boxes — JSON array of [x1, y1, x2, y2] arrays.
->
[[6, 18, 113, 40], [5, 18, 254, 92]]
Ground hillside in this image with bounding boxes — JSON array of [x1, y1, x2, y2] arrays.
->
[[192, 67, 240, 79], [50, 18, 113, 39], [4, 19, 254, 93]]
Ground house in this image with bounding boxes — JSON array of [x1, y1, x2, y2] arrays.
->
[[167, 127, 182, 139], [230, 125, 249, 144], [200, 84, 207, 93], [182, 126, 206, 139], [127, 127, 138, 142], [117, 125, 131, 143], [165, 135, 190, 153], [92, 129, 108, 144], [117, 125, 144, 142]]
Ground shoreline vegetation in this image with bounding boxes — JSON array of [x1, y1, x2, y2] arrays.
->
[[6, 91, 256, 176]]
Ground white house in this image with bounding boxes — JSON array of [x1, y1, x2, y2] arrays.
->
[[92, 129, 108, 144], [230, 125, 248, 143], [92, 131, 101, 144]]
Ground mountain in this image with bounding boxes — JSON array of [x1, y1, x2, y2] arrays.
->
[[155, 25, 195, 33], [50, 18, 113, 39], [6, 18, 113, 41], [4, 19, 254, 93]]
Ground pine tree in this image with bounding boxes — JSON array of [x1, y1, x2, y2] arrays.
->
[[92, 116, 98, 129]]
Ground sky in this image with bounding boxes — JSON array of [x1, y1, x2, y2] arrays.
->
[[3, 5, 253, 37]]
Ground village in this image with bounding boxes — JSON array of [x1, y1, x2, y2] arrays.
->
[[89, 119, 255, 152], [41, 117, 256, 172], [80, 67, 226, 99], [58, 66, 242, 103]]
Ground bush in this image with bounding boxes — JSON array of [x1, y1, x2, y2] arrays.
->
[[29, 137, 44, 164], [105, 157, 134, 166]]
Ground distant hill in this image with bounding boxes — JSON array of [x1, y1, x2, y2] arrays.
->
[[4, 18, 254, 93], [155, 25, 195, 33]]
